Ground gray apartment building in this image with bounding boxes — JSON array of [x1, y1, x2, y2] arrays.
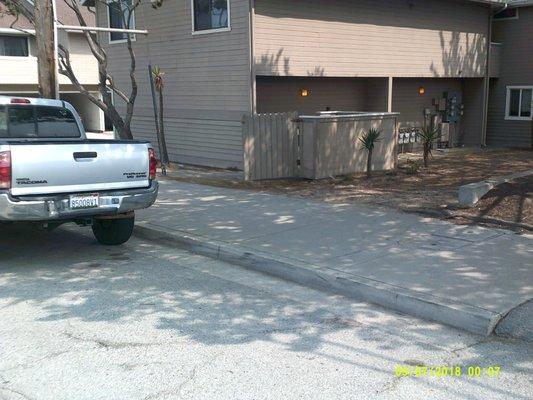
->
[[83, 0, 528, 169], [487, 0, 533, 148]]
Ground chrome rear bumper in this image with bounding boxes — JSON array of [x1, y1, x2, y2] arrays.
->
[[0, 181, 158, 221]]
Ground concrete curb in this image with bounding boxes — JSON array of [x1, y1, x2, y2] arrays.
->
[[134, 223, 503, 337], [458, 169, 533, 207], [406, 208, 533, 232], [494, 299, 533, 342]]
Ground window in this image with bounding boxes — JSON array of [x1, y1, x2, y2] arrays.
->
[[2, 106, 80, 138], [35, 106, 80, 137], [192, 0, 230, 33], [494, 7, 518, 21], [0, 35, 29, 57], [506, 87, 533, 120], [8, 107, 35, 137], [108, 0, 136, 43]]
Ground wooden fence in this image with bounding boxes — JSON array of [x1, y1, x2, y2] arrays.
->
[[242, 112, 300, 181], [243, 111, 400, 181]]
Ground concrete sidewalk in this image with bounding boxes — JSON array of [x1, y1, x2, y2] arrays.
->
[[135, 179, 532, 338]]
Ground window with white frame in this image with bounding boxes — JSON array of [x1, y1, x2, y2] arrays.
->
[[506, 87, 532, 120], [108, 0, 136, 43], [192, 0, 230, 33], [0, 35, 29, 57]]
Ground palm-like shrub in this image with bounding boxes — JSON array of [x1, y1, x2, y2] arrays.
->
[[419, 125, 440, 167], [359, 128, 381, 178]]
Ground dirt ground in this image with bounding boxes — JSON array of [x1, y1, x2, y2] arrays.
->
[[469, 176, 531, 225], [166, 148, 533, 230]]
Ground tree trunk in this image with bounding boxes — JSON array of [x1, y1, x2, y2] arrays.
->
[[158, 89, 169, 164], [34, 0, 57, 99], [107, 103, 133, 140], [366, 149, 373, 178], [423, 145, 429, 167]]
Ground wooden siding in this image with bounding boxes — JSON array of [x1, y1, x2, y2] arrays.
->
[[487, 6, 533, 148], [392, 77, 485, 145], [253, 0, 490, 78], [256, 76, 388, 114], [489, 42, 502, 78], [96, 0, 252, 168], [461, 78, 485, 145], [392, 78, 463, 126]]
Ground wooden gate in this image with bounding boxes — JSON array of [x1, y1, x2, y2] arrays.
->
[[242, 112, 300, 181]]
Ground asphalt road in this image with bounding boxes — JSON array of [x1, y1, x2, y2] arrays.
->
[[0, 223, 531, 400]]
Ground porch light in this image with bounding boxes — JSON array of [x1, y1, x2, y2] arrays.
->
[[300, 89, 310, 97], [418, 87, 426, 95]]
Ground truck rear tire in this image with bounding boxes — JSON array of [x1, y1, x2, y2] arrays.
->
[[92, 216, 134, 245]]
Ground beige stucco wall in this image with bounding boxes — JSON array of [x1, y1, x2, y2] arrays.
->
[[0, 33, 98, 86], [301, 115, 398, 179]]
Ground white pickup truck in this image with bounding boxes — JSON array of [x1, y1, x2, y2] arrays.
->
[[0, 96, 158, 245]]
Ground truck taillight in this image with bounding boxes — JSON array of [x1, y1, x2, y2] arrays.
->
[[148, 148, 157, 180], [0, 151, 11, 189], [10, 98, 30, 104]]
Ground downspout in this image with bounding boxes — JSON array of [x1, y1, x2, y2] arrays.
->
[[52, 0, 60, 100], [481, 2, 507, 146], [248, 0, 256, 114]]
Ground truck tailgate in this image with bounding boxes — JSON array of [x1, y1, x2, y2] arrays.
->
[[10, 141, 150, 196]]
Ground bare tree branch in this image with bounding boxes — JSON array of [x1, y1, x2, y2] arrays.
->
[[106, 74, 129, 103], [3, 0, 149, 139], [122, 0, 141, 130], [58, 44, 108, 111], [63, 0, 106, 64]]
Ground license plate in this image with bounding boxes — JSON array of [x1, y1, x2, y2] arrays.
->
[[69, 194, 99, 209]]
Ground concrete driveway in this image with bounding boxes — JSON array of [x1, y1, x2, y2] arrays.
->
[[0, 224, 531, 399]]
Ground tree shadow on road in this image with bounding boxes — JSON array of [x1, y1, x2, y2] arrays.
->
[[0, 224, 531, 400]]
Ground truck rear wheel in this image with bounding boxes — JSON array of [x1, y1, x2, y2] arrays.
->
[[92, 215, 134, 245]]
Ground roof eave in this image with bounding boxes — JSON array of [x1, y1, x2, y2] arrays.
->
[[467, 0, 507, 6]]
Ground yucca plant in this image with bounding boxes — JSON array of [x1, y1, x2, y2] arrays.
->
[[419, 125, 440, 167], [359, 128, 381, 178]]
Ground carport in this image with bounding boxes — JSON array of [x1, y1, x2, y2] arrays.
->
[[255, 76, 485, 148]]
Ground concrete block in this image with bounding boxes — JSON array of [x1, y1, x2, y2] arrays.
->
[[458, 169, 533, 207], [459, 182, 493, 207]]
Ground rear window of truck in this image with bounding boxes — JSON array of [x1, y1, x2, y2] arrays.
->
[[0, 105, 81, 138]]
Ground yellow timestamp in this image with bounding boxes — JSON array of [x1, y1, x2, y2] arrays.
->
[[394, 365, 501, 378]]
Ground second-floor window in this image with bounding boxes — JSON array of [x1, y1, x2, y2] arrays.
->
[[0, 35, 29, 57], [108, 0, 136, 43], [192, 0, 230, 33]]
